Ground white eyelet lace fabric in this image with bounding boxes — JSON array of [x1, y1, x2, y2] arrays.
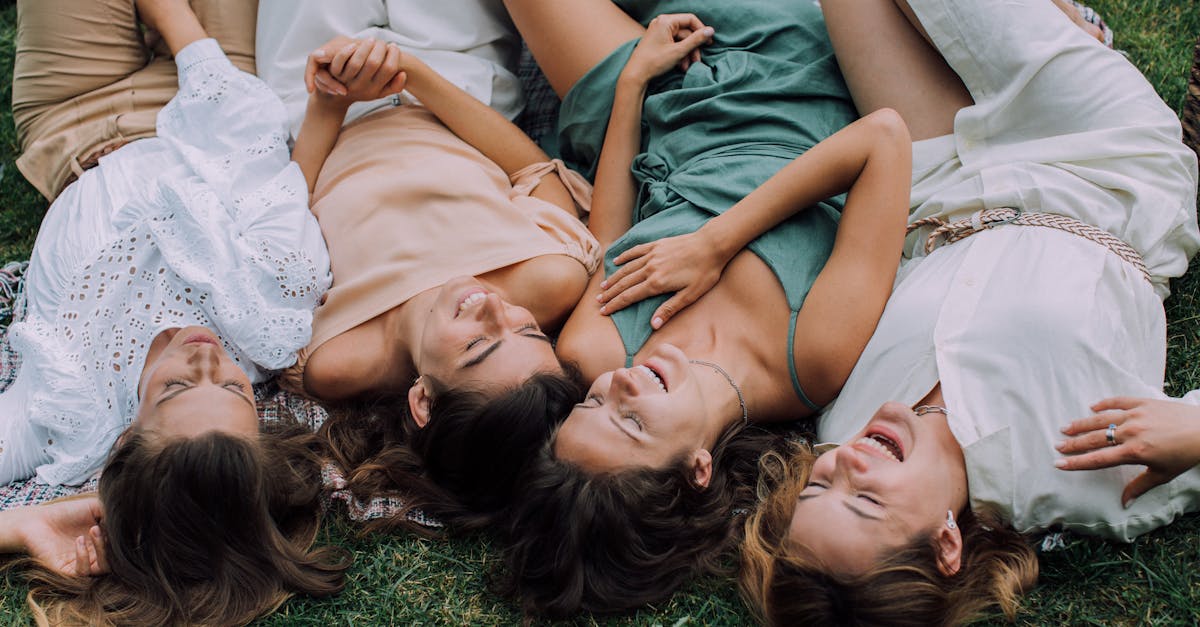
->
[[3, 40, 331, 486]]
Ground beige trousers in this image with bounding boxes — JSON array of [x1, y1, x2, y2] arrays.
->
[[12, 0, 258, 200]]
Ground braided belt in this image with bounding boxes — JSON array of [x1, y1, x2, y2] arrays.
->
[[906, 207, 1150, 283]]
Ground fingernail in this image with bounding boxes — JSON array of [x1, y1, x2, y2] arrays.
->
[[1060, 425, 1070, 434], [600, 280, 608, 288], [314, 48, 326, 57], [599, 305, 607, 314], [1054, 440, 1066, 451], [1054, 458, 1068, 469], [652, 317, 663, 328], [703, 27, 714, 35], [595, 293, 603, 302]]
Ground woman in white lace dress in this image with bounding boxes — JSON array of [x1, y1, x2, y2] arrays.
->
[[0, 0, 407, 623]]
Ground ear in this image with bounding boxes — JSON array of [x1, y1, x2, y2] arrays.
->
[[407, 377, 433, 429], [933, 523, 964, 577], [688, 449, 714, 489]]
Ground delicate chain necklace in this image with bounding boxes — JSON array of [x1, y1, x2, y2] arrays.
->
[[689, 359, 748, 425], [914, 405, 949, 417]]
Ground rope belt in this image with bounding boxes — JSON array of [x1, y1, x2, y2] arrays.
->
[[906, 207, 1151, 283]]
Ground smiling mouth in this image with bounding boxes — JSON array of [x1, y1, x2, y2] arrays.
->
[[455, 290, 487, 317], [635, 364, 668, 393], [856, 433, 904, 462]]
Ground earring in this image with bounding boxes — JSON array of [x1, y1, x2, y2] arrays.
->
[[946, 509, 958, 531]]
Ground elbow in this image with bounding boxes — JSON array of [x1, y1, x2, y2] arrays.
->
[[865, 108, 912, 146]]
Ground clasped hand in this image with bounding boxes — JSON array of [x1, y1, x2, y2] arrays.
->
[[622, 13, 715, 83], [305, 37, 408, 103], [1056, 397, 1200, 508]]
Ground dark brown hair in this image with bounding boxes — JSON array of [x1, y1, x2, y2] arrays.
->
[[496, 423, 790, 618], [322, 365, 587, 532], [740, 444, 1038, 626], [17, 420, 350, 626]]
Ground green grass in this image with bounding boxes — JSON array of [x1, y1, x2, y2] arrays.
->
[[2, 0, 1199, 624]]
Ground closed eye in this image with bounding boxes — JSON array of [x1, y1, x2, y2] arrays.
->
[[623, 412, 644, 431], [858, 494, 881, 506]]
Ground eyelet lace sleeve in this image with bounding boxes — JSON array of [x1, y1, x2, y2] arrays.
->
[[6, 39, 331, 486]]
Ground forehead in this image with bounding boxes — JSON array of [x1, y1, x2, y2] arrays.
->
[[788, 489, 896, 576], [146, 387, 259, 438]]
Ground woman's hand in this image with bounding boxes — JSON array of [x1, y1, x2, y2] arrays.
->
[[598, 228, 732, 329], [17, 496, 109, 576], [621, 13, 714, 85], [305, 37, 407, 103], [1056, 397, 1200, 508]]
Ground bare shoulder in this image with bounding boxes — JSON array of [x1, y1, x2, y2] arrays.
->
[[303, 324, 400, 402], [481, 254, 590, 333]]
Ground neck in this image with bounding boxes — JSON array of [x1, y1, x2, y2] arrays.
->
[[391, 288, 441, 375], [690, 360, 746, 448]]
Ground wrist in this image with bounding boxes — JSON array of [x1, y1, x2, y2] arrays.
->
[[0, 507, 33, 553], [697, 217, 740, 262], [616, 69, 651, 93]]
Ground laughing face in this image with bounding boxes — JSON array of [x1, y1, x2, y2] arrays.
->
[[554, 344, 714, 474], [415, 276, 563, 389], [786, 401, 969, 575]]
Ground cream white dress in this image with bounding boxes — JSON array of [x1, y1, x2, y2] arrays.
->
[[0, 39, 331, 487], [817, 0, 1200, 541]]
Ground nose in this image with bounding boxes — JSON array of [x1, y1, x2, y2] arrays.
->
[[185, 342, 223, 377], [609, 368, 641, 398], [834, 444, 870, 477], [475, 292, 509, 326]]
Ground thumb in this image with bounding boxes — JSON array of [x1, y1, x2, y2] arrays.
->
[[1121, 470, 1165, 509], [680, 26, 714, 51], [651, 290, 697, 330]]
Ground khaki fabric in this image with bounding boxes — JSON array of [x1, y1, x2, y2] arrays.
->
[[12, 0, 257, 201]]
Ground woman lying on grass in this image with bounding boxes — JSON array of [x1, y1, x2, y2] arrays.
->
[[257, 0, 599, 528], [741, 0, 1200, 624], [0, 0, 407, 621], [496, 0, 912, 615]]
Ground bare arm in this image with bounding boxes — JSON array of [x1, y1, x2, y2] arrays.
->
[[790, 108, 912, 403], [589, 14, 713, 247], [317, 44, 580, 216], [295, 38, 409, 194], [600, 108, 913, 330], [292, 95, 352, 194]]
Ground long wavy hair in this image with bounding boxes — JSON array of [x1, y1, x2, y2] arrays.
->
[[495, 422, 791, 618], [740, 444, 1038, 626], [321, 364, 587, 532], [16, 420, 350, 626]]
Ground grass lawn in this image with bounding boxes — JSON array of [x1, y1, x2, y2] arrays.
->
[[2, 0, 1200, 624]]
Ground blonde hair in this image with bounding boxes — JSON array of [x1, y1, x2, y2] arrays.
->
[[740, 443, 1038, 626]]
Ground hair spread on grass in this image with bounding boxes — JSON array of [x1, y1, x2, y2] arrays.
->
[[739, 443, 1038, 626], [16, 419, 349, 626], [321, 363, 587, 533], [495, 422, 791, 618]]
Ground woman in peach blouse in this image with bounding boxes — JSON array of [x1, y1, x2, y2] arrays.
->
[[260, 0, 601, 527]]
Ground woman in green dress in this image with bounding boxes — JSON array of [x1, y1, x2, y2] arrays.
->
[[498, 0, 913, 615]]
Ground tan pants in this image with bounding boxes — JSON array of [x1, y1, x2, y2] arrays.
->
[[12, 0, 258, 201]]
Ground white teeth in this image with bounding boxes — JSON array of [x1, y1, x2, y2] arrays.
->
[[856, 436, 900, 462], [458, 292, 487, 313], [637, 365, 667, 393]]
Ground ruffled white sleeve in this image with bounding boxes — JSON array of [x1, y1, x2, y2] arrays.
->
[[113, 39, 332, 370]]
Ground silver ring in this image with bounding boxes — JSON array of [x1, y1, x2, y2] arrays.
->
[[1105, 423, 1118, 446]]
